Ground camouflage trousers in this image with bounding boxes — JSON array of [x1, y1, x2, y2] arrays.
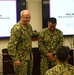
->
[[40, 56, 56, 75], [13, 59, 33, 75]]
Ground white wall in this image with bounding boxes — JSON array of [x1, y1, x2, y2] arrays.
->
[[26, 0, 42, 31], [0, 0, 73, 73]]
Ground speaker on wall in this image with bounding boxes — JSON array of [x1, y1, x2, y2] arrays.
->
[[42, 0, 49, 28]]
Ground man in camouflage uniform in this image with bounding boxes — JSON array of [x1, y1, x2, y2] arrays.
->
[[7, 10, 38, 75], [38, 17, 63, 75], [45, 46, 74, 75]]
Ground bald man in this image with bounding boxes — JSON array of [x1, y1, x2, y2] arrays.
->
[[7, 10, 38, 75]]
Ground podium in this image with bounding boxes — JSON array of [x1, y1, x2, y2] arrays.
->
[[2, 48, 15, 75]]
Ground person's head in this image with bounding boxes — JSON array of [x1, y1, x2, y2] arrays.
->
[[56, 46, 70, 63], [48, 17, 57, 32], [20, 9, 31, 25]]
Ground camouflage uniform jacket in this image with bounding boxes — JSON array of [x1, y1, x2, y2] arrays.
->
[[7, 22, 34, 61], [45, 62, 74, 75], [38, 28, 63, 56]]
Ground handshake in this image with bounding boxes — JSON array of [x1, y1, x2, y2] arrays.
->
[[47, 53, 56, 61]]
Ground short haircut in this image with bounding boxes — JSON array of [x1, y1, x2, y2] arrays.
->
[[56, 46, 70, 62], [20, 10, 30, 16], [48, 17, 57, 23], [20, 10, 25, 16]]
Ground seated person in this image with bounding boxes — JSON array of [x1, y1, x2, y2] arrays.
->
[[45, 46, 74, 75]]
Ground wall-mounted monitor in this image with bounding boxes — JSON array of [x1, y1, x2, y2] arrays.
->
[[0, 0, 26, 38], [42, 0, 74, 36]]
